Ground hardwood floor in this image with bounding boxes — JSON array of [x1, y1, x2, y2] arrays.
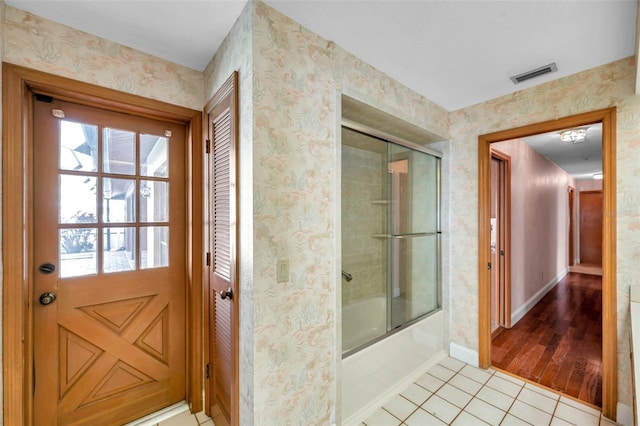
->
[[491, 272, 602, 407]]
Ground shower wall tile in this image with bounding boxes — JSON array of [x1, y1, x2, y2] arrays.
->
[[342, 144, 386, 306]]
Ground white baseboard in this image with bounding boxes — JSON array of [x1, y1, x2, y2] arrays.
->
[[449, 342, 479, 367], [616, 402, 633, 426], [511, 268, 568, 326]]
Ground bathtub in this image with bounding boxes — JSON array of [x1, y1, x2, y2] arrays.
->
[[341, 309, 445, 425], [342, 296, 387, 354]]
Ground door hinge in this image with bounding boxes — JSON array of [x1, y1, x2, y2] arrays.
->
[[205, 363, 212, 379], [35, 94, 54, 103], [500, 249, 505, 256], [206, 252, 211, 266], [487, 262, 492, 270], [205, 139, 211, 154]]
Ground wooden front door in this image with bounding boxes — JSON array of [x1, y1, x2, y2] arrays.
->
[[579, 190, 603, 265], [33, 99, 186, 425]]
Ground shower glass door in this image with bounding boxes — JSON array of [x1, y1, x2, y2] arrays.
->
[[341, 127, 389, 353], [388, 144, 440, 329], [341, 123, 441, 355]]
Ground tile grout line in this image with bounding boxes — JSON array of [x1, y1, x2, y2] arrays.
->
[[444, 364, 576, 426], [548, 396, 561, 426], [498, 378, 534, 426], [432, 362, 500, 425], [366, 360, 603, 426], [397, 363, 458, 424], [397, 395, 420, 424], [445, 366, 495, 426]]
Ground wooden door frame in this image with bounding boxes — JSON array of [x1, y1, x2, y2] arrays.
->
[[568, 186, 575, 267], [2, 64, 204, 425], [490, 149, 512, 329], [478, 107, 617, 418]]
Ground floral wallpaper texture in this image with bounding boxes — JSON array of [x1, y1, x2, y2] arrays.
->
[[203, 3, 257, 422], [450, 57, 639, 407], [2, 2, 452, 422], [2, 0, 637, 422], [3, 6, 203, 110], [248, 2, 450, 424]]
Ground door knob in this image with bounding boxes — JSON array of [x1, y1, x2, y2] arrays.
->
[[39, 292, 57, 305], [39, 263, 56, 274], [219, 287, 233, 300]]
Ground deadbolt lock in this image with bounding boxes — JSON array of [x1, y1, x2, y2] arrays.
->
[[39, 262, 56, 274]]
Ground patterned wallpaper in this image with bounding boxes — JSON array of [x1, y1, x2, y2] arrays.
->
[[450, 57, 639, 407], [1, 2, 451, 423], [3, 0, 637, 422], [249, 2, 450, 423], [3, 6, 203, 110], [251, 4, 338, 422], [203, 3, 257, 422]]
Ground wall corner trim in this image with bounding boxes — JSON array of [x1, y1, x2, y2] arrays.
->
[[615, 402, 633, 426], [450, 343, 479, 367]]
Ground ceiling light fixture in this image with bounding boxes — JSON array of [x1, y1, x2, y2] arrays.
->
[[593, 172, 603, 180], [560, 128, 587, 144]]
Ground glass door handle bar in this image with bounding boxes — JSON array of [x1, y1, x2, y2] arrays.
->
[[391, 232, 441, 239]]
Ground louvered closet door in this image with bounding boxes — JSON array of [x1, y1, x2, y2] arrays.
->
[[206, 72, 238, 426]]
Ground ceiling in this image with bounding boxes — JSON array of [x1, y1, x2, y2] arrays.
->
[[520, 124, 603, 180], [6, 0, 638, 112]]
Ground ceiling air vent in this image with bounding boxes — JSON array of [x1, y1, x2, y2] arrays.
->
[[510, 63, 558, 84]]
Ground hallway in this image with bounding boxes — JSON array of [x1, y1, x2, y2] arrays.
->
[[491, 272, 602, 407]]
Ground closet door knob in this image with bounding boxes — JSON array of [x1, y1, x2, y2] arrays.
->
[[219, 287, 233, 300]]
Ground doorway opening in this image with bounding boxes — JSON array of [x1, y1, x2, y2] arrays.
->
[[478, 108, 617, 419]]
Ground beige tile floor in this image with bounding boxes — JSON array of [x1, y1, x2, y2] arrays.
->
[[157, 357, 619, 426], [156, 409, 213, 426], [360, 357, 619, 426]]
